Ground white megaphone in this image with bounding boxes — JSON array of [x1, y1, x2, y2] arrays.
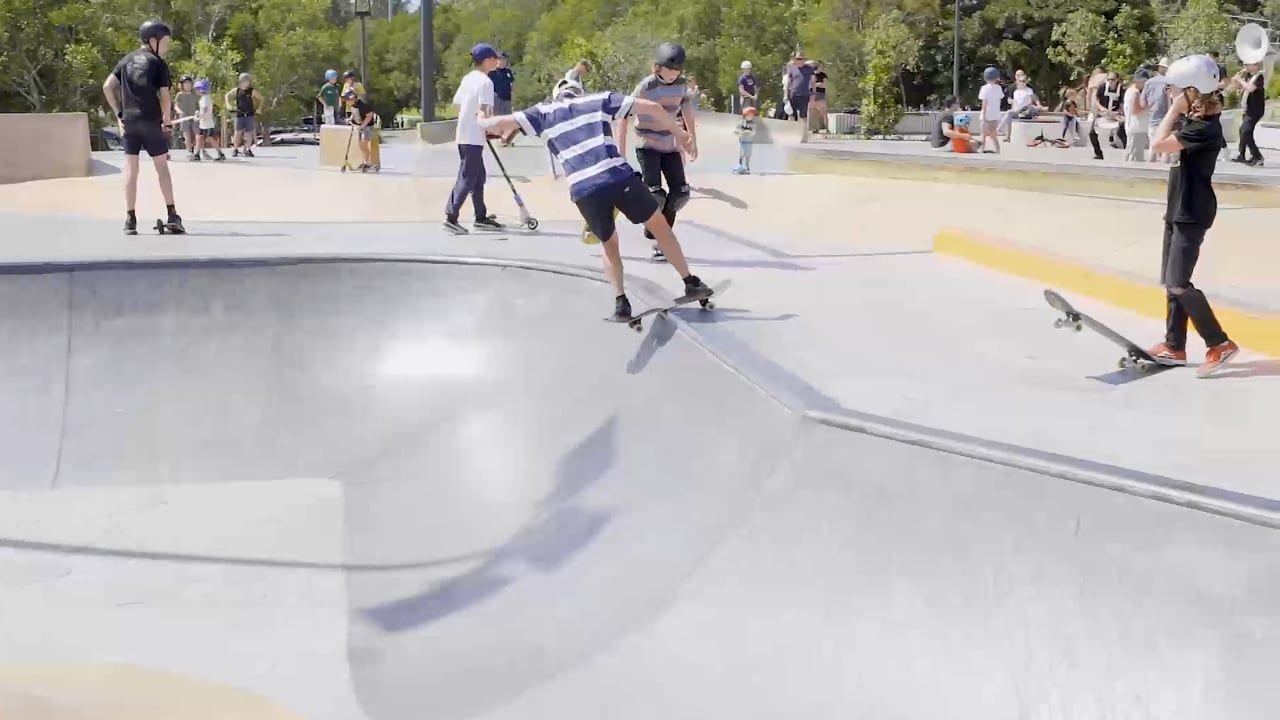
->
[[1235, 22, 1275, 72]]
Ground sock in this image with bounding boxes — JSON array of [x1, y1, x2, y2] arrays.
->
[[166, 204, 176, 216], [126, 210, 136, 221]]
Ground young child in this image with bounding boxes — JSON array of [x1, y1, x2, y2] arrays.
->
[[1056, 87, 1082, 145], [344, 89, 378, 171], [1147, 54, 1238, 377], [317, 69, 342, 125], [445, 43, 501, 234], [193, 79, 225, 161], [733, 106, 757, 174], [618, 42, 697, 261], [1123, 69, 1150, 162], [479, 80, 714, 320], [978, 66, 1004, 153], [173, 75, 199, 159]]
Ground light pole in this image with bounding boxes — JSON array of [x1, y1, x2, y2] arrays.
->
[[420, 0, 434, 120], [355, 0, 371, 89], [953, 0, 960, 98]]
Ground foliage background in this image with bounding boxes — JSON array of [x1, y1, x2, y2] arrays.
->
[[0, 0, 1275, 129]]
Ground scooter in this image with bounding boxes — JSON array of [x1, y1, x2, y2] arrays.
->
[[485, 137, 538, 230]]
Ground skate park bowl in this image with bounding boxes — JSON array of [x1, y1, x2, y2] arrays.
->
[[0, 112, 91, 184], [1, 256, 1278, 719]]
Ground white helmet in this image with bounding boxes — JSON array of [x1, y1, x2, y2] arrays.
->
[[553, 78, 584, 101], [1166, 54, 1219, 93], [741, 60, 752, 70]]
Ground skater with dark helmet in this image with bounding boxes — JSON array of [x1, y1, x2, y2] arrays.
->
[[101, 19, 183, 235], [618, 42, 698, 261], [477, 79, 716, 320], [1146, 54, 1239, 377]]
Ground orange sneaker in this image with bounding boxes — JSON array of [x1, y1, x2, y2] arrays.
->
[[1197, 340, 1240, 378], [1147, 343, 1188, 365]]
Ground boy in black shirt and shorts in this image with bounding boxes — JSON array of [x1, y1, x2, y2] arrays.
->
[[1147, 55, 1238, 377], [102, 19, 182, 234]]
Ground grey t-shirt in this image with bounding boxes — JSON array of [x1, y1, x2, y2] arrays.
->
[[1142, 76, 1170, 126], [786, 64, 813, 99]]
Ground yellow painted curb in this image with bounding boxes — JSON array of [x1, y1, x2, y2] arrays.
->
[[934, 227, 1280, 357]]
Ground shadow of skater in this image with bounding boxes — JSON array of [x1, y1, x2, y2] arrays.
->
[[1201, 359, 1280, 380], [691, 186, 748, 209], [627, 313, 678, 375]]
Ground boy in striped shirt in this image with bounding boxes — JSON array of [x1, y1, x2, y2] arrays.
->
[[618, 43, 697, 261], [479, 79, 713, 321]]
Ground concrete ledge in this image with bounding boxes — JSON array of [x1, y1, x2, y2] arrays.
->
[[0, 113, 91, 184], [317, 125, 380, 168], [417, 119, 457, 145], [933, 227, 1280, 357]]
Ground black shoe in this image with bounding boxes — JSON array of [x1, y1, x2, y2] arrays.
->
[[232, 149, 241, 157], [244, 149, 255, 158], [651, 246, 666, 262], [643, 229, 655, 240], [192, 153, 202, 162], [1248, 157, 1265, 167], [610, 295, 633, 322], [443, 219, 469, 235], [215, 153, 226, 162], [473, 215, 503, 231], [1231, 155, 1247, 163], [165, 213, 186, 234], [682, 275, 712, 300], [123, 216, 137, 236], [1092, 154, 1104, 160]]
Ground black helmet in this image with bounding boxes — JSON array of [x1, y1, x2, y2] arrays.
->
[[139, 20, 172, 45], [180, 74, 193, 84], [655, 42, 686, 70], [343, 70, 356, 79]]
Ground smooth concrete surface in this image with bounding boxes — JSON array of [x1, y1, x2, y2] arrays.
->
[[1, 259, 1277, 720], [0, 113, 91, 184]]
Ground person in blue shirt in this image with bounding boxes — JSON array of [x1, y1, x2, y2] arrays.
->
[[479, 79, 715, 321], [488, 54, 515, 118]]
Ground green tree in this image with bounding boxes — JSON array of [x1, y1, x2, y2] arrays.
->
[[858, 11, 919, 135], [1048, 8, 1108, 82], [1166, 0, 1236, 56], [1102, 3, 1158, 75], [172, 38, 244, 100]]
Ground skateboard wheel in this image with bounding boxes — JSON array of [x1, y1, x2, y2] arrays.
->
[[1072, 322, 1082, 332], [1053, 318, 1065, 329], [526, 218, 539, 230]]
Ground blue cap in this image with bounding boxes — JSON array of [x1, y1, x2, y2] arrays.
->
[[471, 43, 499, 63]]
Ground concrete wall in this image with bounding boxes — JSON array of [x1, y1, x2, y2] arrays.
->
[[417, 119, 458, 145], [0, 113, 91, 184]]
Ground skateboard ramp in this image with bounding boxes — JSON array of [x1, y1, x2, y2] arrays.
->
[[0, 259, 1277, 719]]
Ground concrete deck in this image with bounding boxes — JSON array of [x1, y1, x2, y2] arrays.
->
[[0, 129, 1277, 718]]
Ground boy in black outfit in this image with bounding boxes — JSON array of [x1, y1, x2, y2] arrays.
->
[[1147, 55, 1239, 377], [102, 19, 183, 234]]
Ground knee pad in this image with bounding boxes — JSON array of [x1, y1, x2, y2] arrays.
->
[[666, 186, 691, 215], [649, 187, 668, 210]]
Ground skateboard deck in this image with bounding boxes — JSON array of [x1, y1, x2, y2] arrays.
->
[[608, 280, 731, 332], [1044, 288, 1178, 372], [154, 219, 186, 235]]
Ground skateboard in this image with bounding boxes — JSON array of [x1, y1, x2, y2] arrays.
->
[[1044, 288, 1178, 372], [609, 280, 731, 332], [154, 218, 186, 235]]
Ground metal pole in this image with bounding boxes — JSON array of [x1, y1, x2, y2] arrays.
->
[[420, 0, 435, 120], [388, 0, 392, 21], [953, 0, 960, 98], [360, 16, 368, 90]]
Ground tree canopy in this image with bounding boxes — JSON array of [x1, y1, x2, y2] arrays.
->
[[0, 0, 1268, 126]]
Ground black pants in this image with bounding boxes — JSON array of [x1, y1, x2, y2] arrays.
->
[[446, 144, 487, 221], [1161, 222, 1228, 350], [1088, 121, 1126, 157], [1239, 114, 1263, 162], [636, 148, 688, 230]]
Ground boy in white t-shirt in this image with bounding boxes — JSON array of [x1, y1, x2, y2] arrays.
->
[[445, 43, 501, 235], [193, 79, 225, 162], [977, 66, 1004, 153], [1123, 69, 1150, 162]]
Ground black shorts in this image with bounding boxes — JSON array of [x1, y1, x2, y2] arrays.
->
[[123, 120, 170, 157], [199, 127, 219, 138], [574, 173, 660, 244]]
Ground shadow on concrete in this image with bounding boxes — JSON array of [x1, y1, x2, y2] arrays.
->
[[90, 159, 122, 176], [692, 187, 748, 209], [618, 255, 815, 272], [1204, 359, 1280, 379]]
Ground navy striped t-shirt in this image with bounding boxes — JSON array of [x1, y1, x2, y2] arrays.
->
[[515, 92, 636, 201]]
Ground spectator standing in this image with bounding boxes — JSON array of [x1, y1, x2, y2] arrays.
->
[[1208, 51, 1228, 91], [173, 75, 198, 159], [194, 79, 225, 162], [978, 66, 1005, 153], [318, 69, 342, 125], [1144, 58, 1172, 162], [1230, 61, 1267, 167], [783, 51, 814, 123], [1089, 71, 1126, 159], [489, 52, 516, 146], [564, 60, 590, 91], [224, 72, 262, 158], [737, 60, 758, 113], [809, 60, 828, 133], [1124, 69, 1151, 161], [341, 70, 366, 120]]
